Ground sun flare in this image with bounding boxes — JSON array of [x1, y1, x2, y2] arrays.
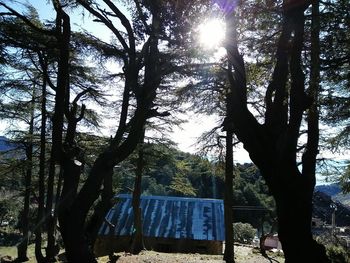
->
[[198, 19, 226, 49]]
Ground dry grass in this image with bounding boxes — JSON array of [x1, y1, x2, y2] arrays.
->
[[97, 246, 283, 263], [0, 245, 284, 263]]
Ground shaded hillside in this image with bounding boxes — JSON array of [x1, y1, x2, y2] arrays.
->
[[316, 183, 350, 207], [313, 191, 350, 227], [335, 194, 350, 207], [316, 184, 341, 196], [0, 136, 23, 161], [0, 136, 15, 152]]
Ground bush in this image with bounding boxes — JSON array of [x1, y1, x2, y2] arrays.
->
[[0, 198, 20, 227], [233, 222, 256, 244], [326, 245, 349, 263]]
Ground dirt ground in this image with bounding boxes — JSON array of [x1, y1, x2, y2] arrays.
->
[[97, 246, 284, 263], [0, 244, 284, 262]]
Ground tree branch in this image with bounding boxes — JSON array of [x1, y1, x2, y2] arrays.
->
[[102, 0, 136, 55], [76, 0, 130, 52], [0, 2, 55, 36], [264, 15, 292, 133]]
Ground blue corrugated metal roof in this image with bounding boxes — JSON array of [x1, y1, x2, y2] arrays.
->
[[98, 194, 225, 241]]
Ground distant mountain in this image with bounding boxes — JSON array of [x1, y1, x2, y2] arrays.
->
[[0, 136, 23, 161], [315, 183, 341, 196], [313, 191, 350, 226], [316, 183, 350, 207], [0, 136, 16, 152]]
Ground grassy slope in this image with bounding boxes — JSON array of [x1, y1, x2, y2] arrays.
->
[[0, 244, 36, 262]]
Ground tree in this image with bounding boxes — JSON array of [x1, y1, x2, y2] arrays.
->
[[319, 0, 350, 143], [0, 2, 108, 261], [0, 11, 44, 259], [339, 164, 350, 193], [168, 160, 197, 196], [233, 222, 256, 244], [223, 0, 329, 262], [317, 0, 350, 189], [56, 0, 202, 261]]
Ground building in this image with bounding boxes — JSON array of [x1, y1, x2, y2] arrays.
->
[[262, 234, 282, 250], [94, 194, 225, 256]]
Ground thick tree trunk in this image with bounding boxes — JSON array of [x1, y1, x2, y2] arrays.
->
[[85, 169, 114, 248], [59, 208, 97, 263], [223, 130, 235, 263], [268, 163, 328, 262], [58, 156, 97, 263]]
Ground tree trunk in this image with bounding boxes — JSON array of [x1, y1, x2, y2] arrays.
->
[[47, 4, 71, 261], [17, 168, 31, 262], [35, 54, 47, 263], [59, 218, 95, 263], [266, 162, 327, 262], [131, 132, 145, 254], [223, 130, 235, 263], [58, 153, 97, 263], [17, 96, 34, 262], [59, 206, 97, 263], [85, 169, 114, 248], [45, 161, 57, 262]]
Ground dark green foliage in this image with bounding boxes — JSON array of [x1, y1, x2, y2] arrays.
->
[[169, 170, 197, 197], [319, 0, 350, 150], [16, 205, 37, 232], [232, 164, 276, 229], [0, 198, 20, 227], [233, 222, 257, 244], [115, 143, 225, 198], [339, 164, 350, 194], [325, 245, 350, 263]]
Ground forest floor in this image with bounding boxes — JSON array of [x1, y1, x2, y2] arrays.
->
[[0, 244, 284, 262]]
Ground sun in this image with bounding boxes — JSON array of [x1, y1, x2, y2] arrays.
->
[[198, 18, 226, 49]]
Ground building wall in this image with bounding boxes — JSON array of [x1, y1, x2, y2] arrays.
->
[[94, 236, 223, 257]]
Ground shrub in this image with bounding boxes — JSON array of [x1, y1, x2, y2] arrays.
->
[[233, 222, 256, 244], [326, 245, 349, 263]]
